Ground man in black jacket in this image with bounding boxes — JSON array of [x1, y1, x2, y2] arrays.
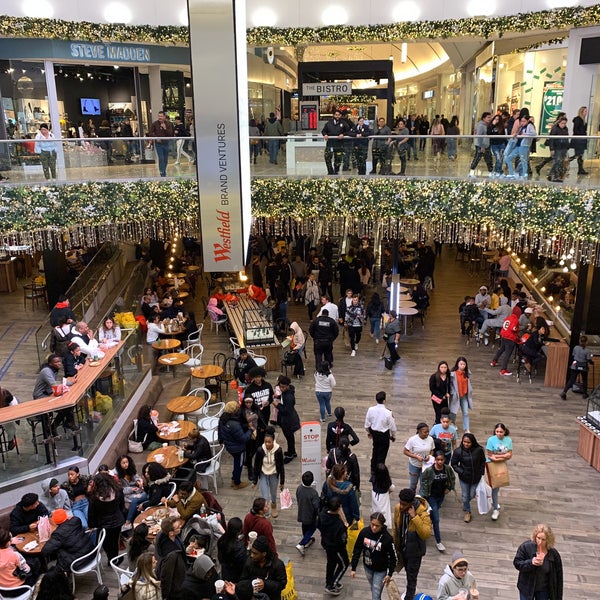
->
[[238, 535, 287, 600], [41, 509, 94, 572], [10, 493, 51, 535], [309, 309, 339, 369], [322, 109, 350, 175]]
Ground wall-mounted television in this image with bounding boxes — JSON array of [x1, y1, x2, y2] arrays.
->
[[80, 98, 101, 116]]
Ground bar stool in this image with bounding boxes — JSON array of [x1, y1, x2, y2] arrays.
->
[[0, 424, 20, 469]]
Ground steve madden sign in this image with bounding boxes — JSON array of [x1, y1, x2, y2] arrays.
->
[[70, 43, 150, 62], [302, 82, 352, 95]]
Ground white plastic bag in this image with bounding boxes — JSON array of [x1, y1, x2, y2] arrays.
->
[[476, 478, 492, 515], [280, 488, 293, 510]]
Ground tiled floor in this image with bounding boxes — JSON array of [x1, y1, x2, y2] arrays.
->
[[2, 249, 600, 599]]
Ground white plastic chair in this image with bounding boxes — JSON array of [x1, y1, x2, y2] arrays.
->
[[229, 337, 241, 357], [201, 428, 220, 450], [109, 553, 134, 586], [182, 342, 203, 368], [166, 480, 177, 500], [187, 323, 204, 344], [195, 445, 224, 492], [186, 387, 212, 424], [71, 528, 106, 592], [248, 351, 267, 368], [0, 586, 33, 600], [208, 311, 227, 334], [201, 401, 225, 419]]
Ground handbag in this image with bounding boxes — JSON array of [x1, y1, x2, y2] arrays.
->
[[486, 460, 510, 488], [280, 488, 292, 510], [431, 394, 443, 404], [128, 420, 146, 453], [476, 478, 492, 514]]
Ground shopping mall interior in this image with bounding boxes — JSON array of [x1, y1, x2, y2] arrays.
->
[[0, 1, 599, 599]]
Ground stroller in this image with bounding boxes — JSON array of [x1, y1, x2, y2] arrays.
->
[[180, 514, 224, 562]]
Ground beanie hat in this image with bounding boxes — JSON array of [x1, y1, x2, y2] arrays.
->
[[252, 535, 270, 553], [52, 509, 68, 525], [192, 554, 215, 579], [49, 478, 59, 488], [398, 488, 415, 503], [450, 549, 468, 569]]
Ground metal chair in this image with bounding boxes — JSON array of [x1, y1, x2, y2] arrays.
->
[[0, 586, 33, 600], [186, 388, 212, 424], [182, 342, 204, 368], [109, 553, 134, 586], [195, 445, 224, 493], [70, 528, 106, 592]]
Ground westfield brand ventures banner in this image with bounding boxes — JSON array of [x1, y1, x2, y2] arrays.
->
[[188, 0, 252, 272]]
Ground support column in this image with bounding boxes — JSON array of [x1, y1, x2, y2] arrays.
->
[[44, 60, 65, 174]]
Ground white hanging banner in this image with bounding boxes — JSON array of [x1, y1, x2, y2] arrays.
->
[[301, 421, 322, 490], [188, 0, 252, 272]]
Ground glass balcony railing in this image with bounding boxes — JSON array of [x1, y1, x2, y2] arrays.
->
[[0, 134, 599, 187]]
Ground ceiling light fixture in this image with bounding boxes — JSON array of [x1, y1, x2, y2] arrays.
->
[[392, 1, 420, 23], [401, 42, 408, 64], [322, 5, 348, 26], [103, 2, 132, 24], [22, 0, 53, 19], [251, 7, 277, 27]]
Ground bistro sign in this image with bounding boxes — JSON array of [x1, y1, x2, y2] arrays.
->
[[302, 82, 352, 95], [69, 43, 151, 62]]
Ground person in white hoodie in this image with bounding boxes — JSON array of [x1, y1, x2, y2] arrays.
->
[[437, 550, 479, 600]]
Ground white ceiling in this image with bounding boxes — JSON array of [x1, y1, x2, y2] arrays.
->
[[0, 0, 595, 27]]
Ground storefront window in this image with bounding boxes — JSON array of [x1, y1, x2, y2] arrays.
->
[[248, 82, 280, 124]]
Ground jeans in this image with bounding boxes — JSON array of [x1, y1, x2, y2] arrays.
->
[[126, 492, 148, 522], [459, 479, 478, 512], [299, 522, 317, 546], [447, 138, 457, 158], [491, 144, 506, 173], [408, 462, 422, 492], [506, 145, 529, 177], [72, 498, 89, 529], [267, 139, 279, 163], [364, 565, 386, 600], [369, 317, 381, 340], [230, 450, 245, 485], [426, 494, 445, 542], [259, 472, 279, 504], [348, 326, 362, 350], [154, 142, 170, 176], [459, 395, 470, 431], [491, 486, 500, 510], [316, 392, 332, 420]]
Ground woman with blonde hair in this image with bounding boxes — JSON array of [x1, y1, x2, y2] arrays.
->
[[129, 552, 161, 600], [513, 524, 563, 600]]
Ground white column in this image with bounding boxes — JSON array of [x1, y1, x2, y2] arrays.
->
[[148, 65, 163, 125], [44, 60, 65, 174]]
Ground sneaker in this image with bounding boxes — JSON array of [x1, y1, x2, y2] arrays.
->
[[232, 482, 249, 490], [351, 350, 356, 357], [464, 512, 472, 523], [325, 586, 341, 596], [490, 360, 497, 367], [375, 338, 379, 344], [121, 523, 132, 532], [560, 392, 567, 401], [436, 541, 446, 552], [334, 583, 344, 591], [484, 337, 489, 346], [500, 369, 512, 376], [491, 509, 500, 521], [295, 544, 305, 556]]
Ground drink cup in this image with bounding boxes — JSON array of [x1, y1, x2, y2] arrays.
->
[[162, 443, 168, 448], [252, 579, 260, 593], [214, 580, 225, 594]]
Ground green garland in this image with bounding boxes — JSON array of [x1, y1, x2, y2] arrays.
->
[[1, 4, 600, 45], [1, 179, 598, 243], [330, 95, 377, 105]]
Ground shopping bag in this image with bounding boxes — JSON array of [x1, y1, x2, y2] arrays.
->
[[476, 478, 492, 514], [346, 517, 364, 560], [280, 488, 293, 510], [386, 579, 401, 600], [38, 516, 52, 542], [281, 560, 297, 600], [486, 460, 510, 488]]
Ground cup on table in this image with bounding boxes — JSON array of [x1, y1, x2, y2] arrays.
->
[[215, 580, 225, 594], [162, 443, 168, 448]]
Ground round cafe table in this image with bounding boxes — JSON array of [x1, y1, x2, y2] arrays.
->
[[158, 352, 189, 377], [152, 338, 181, 351], [398, 300, 417, 308], [399, 278, 420, 286], [134, 506, 174, 539], [148, 445, 189, 470], [185, 265, 201, 273], [157, 419, 197, 442], [396, 306, 419, 336], [191, 365, 223, 379], [12, 524, 57, 554], [167, 395, 207, 416]]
